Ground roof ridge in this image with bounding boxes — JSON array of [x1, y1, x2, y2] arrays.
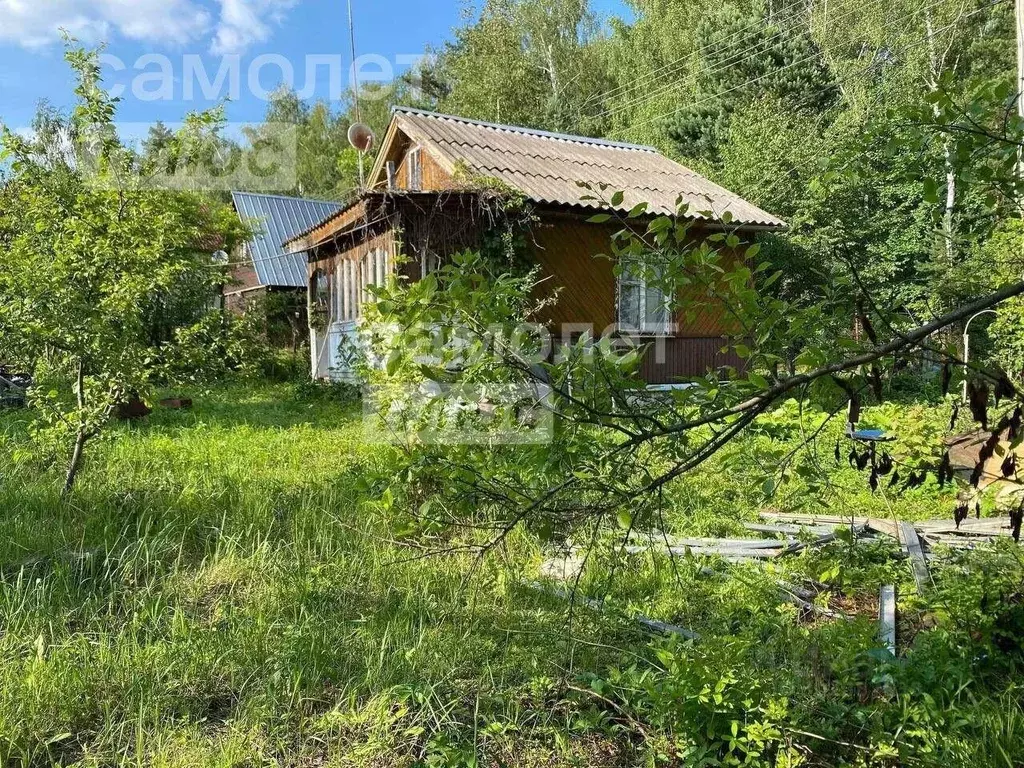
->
[[391, 106, 659, 153], [231, 190, 345, 207]]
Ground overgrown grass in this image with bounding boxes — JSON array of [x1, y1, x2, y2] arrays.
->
[[0, 383, 1022, 767]]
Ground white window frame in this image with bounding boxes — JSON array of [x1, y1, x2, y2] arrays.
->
[[334, 262, 343, 321], [407, 147, 422, 191], [617, 262, 673, 336], [420, 250, 440, 279]]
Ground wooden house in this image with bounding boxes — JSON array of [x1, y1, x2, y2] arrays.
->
[[284, 108, 785, 384]]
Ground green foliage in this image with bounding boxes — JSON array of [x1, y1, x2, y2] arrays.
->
[[0, 383, 1021, 766], [421, 0, 611, 134], [0, 42, 250, 492], [359, 249, 551, 444], [983, 219, 1024, 377], [292, 377, 362, 405], [159, 311, 272, 385], [666, 10, 837, 164], [587, 637, 797, 766]]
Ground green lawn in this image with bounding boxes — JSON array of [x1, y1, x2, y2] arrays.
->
[[0, 383, 1022, 767]]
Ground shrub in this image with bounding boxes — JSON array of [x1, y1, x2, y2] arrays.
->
[[161, 311, 272, 385]]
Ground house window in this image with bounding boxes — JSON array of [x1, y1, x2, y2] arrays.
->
[[358, 249, 391, 307], [312, 269, 329, 311], [310, 269, 330, 329], [335, 262, 344, 319], [618, 262, 672, 335], [407, 147, 422, 191]]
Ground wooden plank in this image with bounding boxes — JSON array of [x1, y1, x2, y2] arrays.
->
[[916, 525, 1009, 538], [778, 584, 851, 621], [920, 534, 995, 549], [627, 545, 784, 559], [761, 512, 854, 525], [662, 537, 792, 550], [636, 615, 700, 640], [777, 580, 817, 601], [898, 523, 930, 593], [761, 513, 897, 539], [745, 523, 834, 537], [778, 531, 845, 557], [879, 585, 897, 655], [915, 518, 1011, 533], [864, 519, 900, 539], [634, 531, 795, 549]]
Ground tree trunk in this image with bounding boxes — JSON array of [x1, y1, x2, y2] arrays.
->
[[925, 9, 962, 351], [925, 11, 958, 273], [63, 428, 89, 498], [62, 358, 88, 498], [941, 137, 957, 268]]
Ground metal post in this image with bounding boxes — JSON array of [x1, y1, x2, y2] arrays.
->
[[348, 0, 365, 188], [962, 309, 998, 402]]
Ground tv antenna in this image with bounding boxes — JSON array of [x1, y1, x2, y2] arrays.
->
[[347, 0, 373, 188]]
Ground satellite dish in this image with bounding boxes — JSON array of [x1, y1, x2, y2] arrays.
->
[[348, 123, 375, 153]]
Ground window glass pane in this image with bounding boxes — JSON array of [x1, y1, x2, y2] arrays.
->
[[619, 279, 643, 331], [313, 270, 329, 309], [335, 263, 343, 319], [408, 148, 422, 191], [645, 284, 669, 333]]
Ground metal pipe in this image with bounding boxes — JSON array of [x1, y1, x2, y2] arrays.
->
[[962, 309, 998, 402]]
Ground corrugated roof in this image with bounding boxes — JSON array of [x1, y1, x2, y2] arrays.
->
[[231, 192, 344, 287], [386, 107, 785, 228]]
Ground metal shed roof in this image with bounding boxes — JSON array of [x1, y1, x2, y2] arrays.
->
[[231, 192, 344, 288], [375, 107, 785, 228]]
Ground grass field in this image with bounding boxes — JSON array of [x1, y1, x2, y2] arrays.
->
[[0, 383, 1022, 767]]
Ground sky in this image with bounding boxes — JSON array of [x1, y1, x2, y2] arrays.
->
[[0, 0, 631, 133]]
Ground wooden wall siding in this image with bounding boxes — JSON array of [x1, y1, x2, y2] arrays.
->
[[302, 194, 750, 383], [393, 143, 453, 191], [640, 337, 745, 384], [529, 217, 618, 330], [224, 285, 265, 315], [672, 243, 747, 336], [528, 211, 739, 339], [393, 195, 489, 276], [225, 244, 262, 310], [293, 197, 392, 254]]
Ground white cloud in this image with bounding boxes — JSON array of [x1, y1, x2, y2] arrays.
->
[[0, 0, 212, 47], [210, 0, 297, 55], [0, 0, 299, 53]]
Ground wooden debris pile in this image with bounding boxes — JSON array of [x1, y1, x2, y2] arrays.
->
[[535, 511, 1020, 648]]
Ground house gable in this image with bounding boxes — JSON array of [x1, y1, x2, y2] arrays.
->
[[369, 121, 456, 193]]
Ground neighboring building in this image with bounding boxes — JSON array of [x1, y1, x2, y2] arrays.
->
[[284, 108, 785, 384], [228, 192, 343, 347]]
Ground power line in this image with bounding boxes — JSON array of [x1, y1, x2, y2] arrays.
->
[[578, 0, 819, 112], [600, 0, 945, 127], [590, 0, 854, 122], [745, 0, 1009, 208], [627, 0, 967, 133]]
